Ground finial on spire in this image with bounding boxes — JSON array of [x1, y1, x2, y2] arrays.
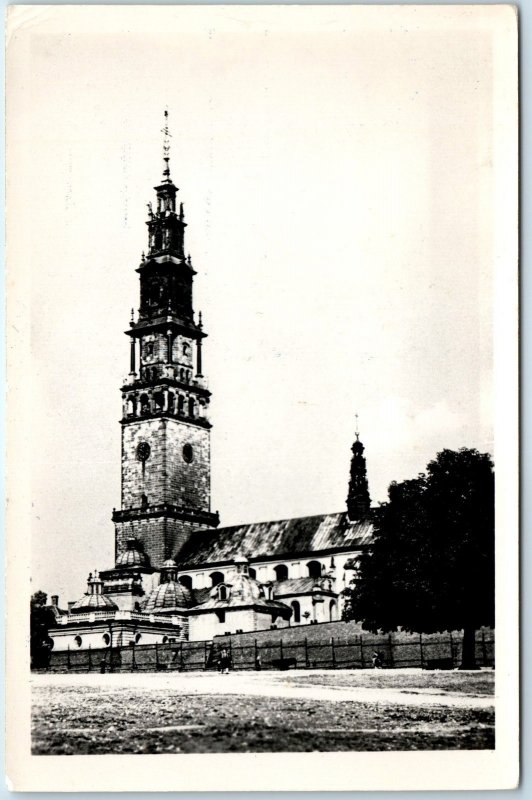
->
[[355, 412, 360, 441], [130, 308, 135, 325], [198, 310, 203, 329], [161, 107, 172, 182]]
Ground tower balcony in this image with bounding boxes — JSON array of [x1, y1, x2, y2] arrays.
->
[[113, 503, 219, 528]]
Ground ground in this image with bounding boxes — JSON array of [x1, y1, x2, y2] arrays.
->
[[32, 668, 495, 755]]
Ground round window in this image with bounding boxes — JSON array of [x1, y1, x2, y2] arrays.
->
[[183, 443, 194, 463]]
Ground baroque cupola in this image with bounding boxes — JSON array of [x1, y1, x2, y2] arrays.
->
[[115, 537, 149, 569], [346, 416, 371, 521], [141, 559, 194, 612], [70, 571, 119, 613]]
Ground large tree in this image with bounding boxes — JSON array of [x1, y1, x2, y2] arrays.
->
[[343, 448, 495, 668]]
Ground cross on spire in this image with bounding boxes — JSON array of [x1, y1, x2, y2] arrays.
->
[[161, 108, 172, 181]]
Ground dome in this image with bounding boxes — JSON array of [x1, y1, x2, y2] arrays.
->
[[70, 593, 118, 613], [69, 571, 119, 614], [162, 559, 177, 569], [228, 571, 263, 602], [115, 538, 149, 569], [142, 579, 194, 612]]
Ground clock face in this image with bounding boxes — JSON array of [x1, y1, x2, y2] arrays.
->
[[136, 441, 151, 462]]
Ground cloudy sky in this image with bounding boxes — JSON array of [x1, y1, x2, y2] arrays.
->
[[9, 6, 505, 604]]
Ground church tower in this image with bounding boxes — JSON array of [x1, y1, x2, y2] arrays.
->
[[112, 112, 219, 569], [346, 417, 371, 520]]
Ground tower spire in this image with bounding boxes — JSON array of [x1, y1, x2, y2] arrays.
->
[[161, 107, 172, 182], [346, 417, 371, 521]]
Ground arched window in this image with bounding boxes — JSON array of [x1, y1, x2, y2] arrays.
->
[[154, 391, 164, 411], [329, 600, 337, 622], [134, 601, 141, 612], [274, 564, 289, 581], [291, 601, 301, 624], [162, 636, 168, 644], [177, 395, 185, 415], [103, 634, 110, 646], [139, 394, 150, 415], [141, 493, 148, 509], [183, 342, 190, 356], [127, 397, 136, 417], [135, 633, 142, 643], [180, 368, 185, 381], [219, 585, 228, 601], [210, 571, 224, 587], [307, 560, 322, 579], [179, 575, 193, 590], [188, 397, 195, 418], [74, 635, 82, 648], [249, 567, 256, 579]]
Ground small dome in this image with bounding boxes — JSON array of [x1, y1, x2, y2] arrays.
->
[[70, 593, 118, 613], [116, 538, 149, 569], [142, 580, 194, 612], [162, 559, 177, 569]]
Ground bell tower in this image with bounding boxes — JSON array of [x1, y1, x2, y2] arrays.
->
[[346, 416, 371, 521], [112, 111, 219, 569]]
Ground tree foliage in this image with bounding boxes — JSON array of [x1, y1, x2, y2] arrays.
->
[[30, 591, 56, 669], [343, 448, 494, 662]]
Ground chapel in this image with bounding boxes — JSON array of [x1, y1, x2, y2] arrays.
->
[[49, 115, 376, 651]]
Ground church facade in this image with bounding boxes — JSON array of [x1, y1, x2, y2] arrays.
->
[[49, 118, 375, 652]]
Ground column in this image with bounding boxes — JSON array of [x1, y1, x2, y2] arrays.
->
[[196, 338, 203, 377], [130, 338, 136, 374]]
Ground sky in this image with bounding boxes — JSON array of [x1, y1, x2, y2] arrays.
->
[[9, 6, 497, 605]]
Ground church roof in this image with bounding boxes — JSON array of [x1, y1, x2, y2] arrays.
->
[[273, 577, 334, 596], [178, 511, 374, 569], [191, 595, 291, 614]]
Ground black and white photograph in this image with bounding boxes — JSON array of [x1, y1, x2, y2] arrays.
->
[[6, 4, 518, 792]]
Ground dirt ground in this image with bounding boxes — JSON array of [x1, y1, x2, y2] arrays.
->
[[31, 668, 495, 754]]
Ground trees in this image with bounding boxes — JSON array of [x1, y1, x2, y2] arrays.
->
[[343, 448, 494, 668], [30, 591, 56, 669]]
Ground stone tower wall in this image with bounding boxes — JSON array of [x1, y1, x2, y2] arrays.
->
[[121, 417, 211, 510]]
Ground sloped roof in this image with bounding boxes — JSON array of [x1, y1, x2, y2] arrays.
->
[[274, 577, 325, 596], [179, 511, 374, 569]]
